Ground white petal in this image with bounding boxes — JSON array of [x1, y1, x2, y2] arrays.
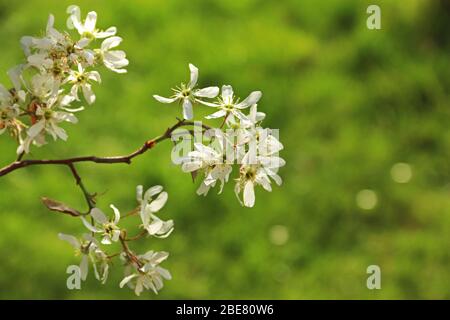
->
[[28, 120, 45, 138], [196, 182, 210, 196], [153, 95, 177, 104], [256, 172, 272, 192], [188, 63, 198, 89], [194, 143, 219, 158], [87, 73, 100, 85], [119, 274, 138, 288], [221, 85, 234, 101], [156, 266, 172, 280], [147, 220, 164, 235], [143, 185, 163, 201], [95, 27, 117, 38], [110, 204, 121, 224], [182, 99, 193, 120], [58, 233, 80, 249], [81, 217, 101, 233], [101, 236, 112, 245], [80, 255, 88, 281], [82, 84, 95, 104], [194, 86, 219, 98], [197, 100, 220, 108], [111, 229, 121, 242], [76, 38, 91, 49], [236, 91, 262, 109], [148, 192, 168, 212], [90, 208, 108, 224], [205, 109, 227, 119], [243, 181, 255, 207], [66, 5, 81, 30], [51, 123, 68, 141], [85, 11, 97, 32], [46, 14, 55, 31], [136, 185, 143, 203], [135, 278, 144, 296], [8, 65, 23, 91], [101, 36, 122, 51], [182, 160, 203, 173]]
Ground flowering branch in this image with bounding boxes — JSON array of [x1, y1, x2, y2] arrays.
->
[[0, 119, 208, 178], [0, 4, 285, 296]]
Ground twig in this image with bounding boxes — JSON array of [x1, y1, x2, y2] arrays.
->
[[0, 120, 210, 177]]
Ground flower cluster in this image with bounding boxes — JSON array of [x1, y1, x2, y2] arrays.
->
[[1, 6, 286, 296], [59, 185, 173, 295], [0, 5, 128, 154], [155, 64, 285, 207]]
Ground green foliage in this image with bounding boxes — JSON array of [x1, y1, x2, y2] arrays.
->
[[0, 0, 449, 299]]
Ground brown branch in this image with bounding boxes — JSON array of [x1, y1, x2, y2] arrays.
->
[[67, 163, 96, 211], [125, 229, 147, 242], [119, 232, 143, 268], [0, 120, 209, 177]]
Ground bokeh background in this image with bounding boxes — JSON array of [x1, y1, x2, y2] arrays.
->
[[0, 0, 449, 299]]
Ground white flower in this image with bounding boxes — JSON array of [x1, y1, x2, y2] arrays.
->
[[26, 95, 81, 143], [203, 85, 262, 122], [234, 129, 285, 207], [181, 137, 233, 196], [0, 68, 27, 135], [234, 132, 285, 207], [67, 5, 116, 42], [120, 251, 171, 296], [59, 233, 109, 283], [30, 73, 60, 100], [0, 105, 19, 135], [153, 64, 219, 120], [234, 165, 269, 208], [95, 37, 129, 74], [0, 90, 20, 136], [90, 246, 110, 284], [66, 63, 101, 104], [58, 233, 95, 281], [81, 205, 122, 245], [136, 185, 174, 238], [227, 104, 265, 132], [22, 15, 76, 74]]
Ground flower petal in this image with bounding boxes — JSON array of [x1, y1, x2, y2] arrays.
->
[[153, 95, 177, 104], [28, 120, 46, 138], [85, 11, 97, 32], [58, 233, 80, 249], [81, 216, 102, 233], [205, 109, 227, 119], [195, 86, 219, 98], [101, 36, 122, 51], [236, 91, 262, 109], [182, 99, 193, 120], [221, 85, 234, 102], [80, 255, 89, 281], [90, 208, 108, 224], [110, 204, 121, 224], [119, 274, 138, 288], [82, 84, 95, 105], [143, 185, 163, 201], [243, 181, 255, 207], [148, 192, 168, 213], [136, 185, 143, 202], [188, 63, 198, 89]]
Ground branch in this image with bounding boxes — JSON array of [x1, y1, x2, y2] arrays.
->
[[0, 120, 209, 177]]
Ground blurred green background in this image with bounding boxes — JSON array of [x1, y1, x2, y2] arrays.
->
[[0, 0, 449, 299]]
